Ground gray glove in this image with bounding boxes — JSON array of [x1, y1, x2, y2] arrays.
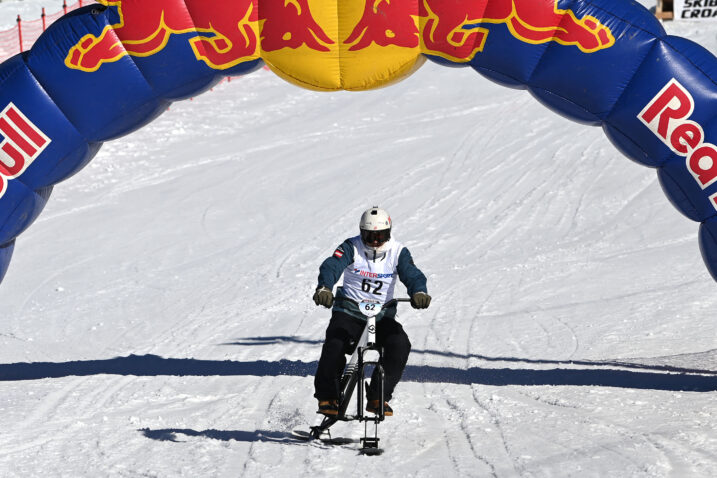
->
[[411, 292, 431, 309], [313, 286, 333, 308]]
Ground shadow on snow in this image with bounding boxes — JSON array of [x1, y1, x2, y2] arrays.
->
[[227, 336, 717, 377], [138, 428, 355, 448], [1, 353, 715, 391], [139, 428, 299, 444]]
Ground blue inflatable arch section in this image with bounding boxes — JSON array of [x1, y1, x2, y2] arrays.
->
[[1, 0, 717, 285]]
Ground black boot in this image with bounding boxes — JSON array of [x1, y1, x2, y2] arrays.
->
[[366, 400, 393, 416], [317, 400, 339, 416]]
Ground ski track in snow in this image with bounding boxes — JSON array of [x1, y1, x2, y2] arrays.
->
[[0, 1, 716, 476]]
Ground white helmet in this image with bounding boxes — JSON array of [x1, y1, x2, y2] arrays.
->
[[359, 207, 392, 252]]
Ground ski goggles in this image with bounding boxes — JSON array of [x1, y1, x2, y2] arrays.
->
[[361, 228, 391, 245]]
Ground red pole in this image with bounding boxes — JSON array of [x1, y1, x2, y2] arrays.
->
[[63, 1, 68, 15], [79, 0, 84, 6], [17, 15, 23, 53], [42, 8, 46, 31]]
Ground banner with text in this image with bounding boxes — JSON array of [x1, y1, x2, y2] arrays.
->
[[674, 0, 717, 20]]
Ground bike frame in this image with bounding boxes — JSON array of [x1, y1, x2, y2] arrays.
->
[[310, 297, 410, 442]]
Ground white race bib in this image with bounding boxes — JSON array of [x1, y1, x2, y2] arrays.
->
[[341, 236, 403, 306]]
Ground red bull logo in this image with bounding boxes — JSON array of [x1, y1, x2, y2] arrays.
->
[[0, 103, 51, 200], [345, 0, 419, 51], [418, 0, 615, 62], [65, 0, 261, 72], [339, 0, 615, 59], [639, 78, 717, 210], [64, 0, 615, 90], [259, 0, 334, 52]]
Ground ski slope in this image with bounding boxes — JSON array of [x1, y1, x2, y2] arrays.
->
[[0, 1, 715, 476]]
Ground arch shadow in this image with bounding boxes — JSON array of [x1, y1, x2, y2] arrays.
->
[[1, 354, 715, 392], [226, 335, 717, 376]]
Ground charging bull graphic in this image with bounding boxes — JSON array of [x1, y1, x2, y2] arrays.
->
[[260, 0, 335, 52], [340, 0, 615, 61], [420, 0, 615, 61], [345, 0, 420, 51], [3, 0, 717, 288], [64, 0, 614, 73], [65, 0, 261, 71]]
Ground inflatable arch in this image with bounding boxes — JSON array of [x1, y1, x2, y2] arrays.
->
[[1, 0, 717, 285]]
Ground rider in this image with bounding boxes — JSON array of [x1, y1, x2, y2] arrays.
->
[[312, 206, 431, 417]]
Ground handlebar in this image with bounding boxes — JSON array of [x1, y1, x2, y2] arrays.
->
[[384, 298, 411, 308]]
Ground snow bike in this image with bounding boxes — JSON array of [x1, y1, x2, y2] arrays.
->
[[297, 297, 410, 455]]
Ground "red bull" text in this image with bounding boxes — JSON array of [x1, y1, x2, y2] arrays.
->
[[639, 78, 717, 210], [0, 103, 51, 200]]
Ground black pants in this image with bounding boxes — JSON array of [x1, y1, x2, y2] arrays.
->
[[314, 310, 411, 402]]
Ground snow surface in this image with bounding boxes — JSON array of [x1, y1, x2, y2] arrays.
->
[[0, 1, 715, 476]]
